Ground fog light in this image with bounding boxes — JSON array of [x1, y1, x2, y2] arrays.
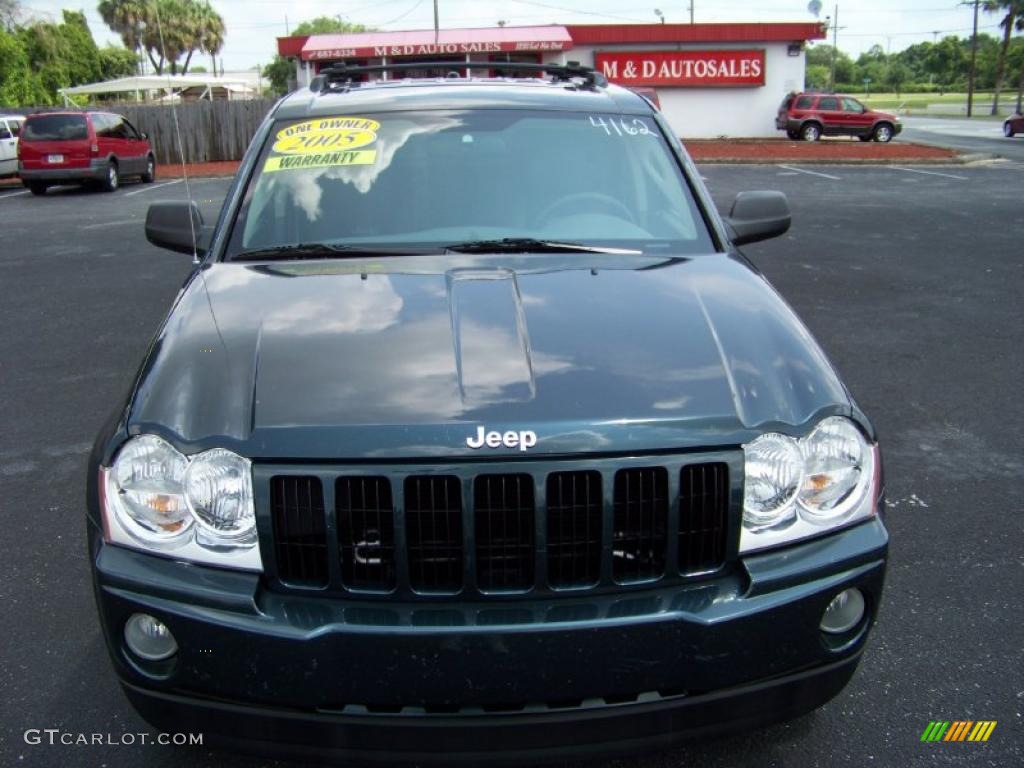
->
[[124, 613, 178, 660], [820, 588, 865, 634]]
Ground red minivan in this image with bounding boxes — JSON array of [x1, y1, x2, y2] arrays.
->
[[18, 111, 156, 195]]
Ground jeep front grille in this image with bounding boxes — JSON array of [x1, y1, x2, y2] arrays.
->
[[262, 454, 736, 600], [405, 475, 463, 593], [270, 475, 330, 587], [612, 467, 669, 583], [474, 474, 535, 592], [679, 462, 729, 574], [546, 470, 603, 588], [337, 476, 396, 592]]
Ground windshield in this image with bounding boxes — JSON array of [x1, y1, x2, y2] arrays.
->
[[225, 109, 713, 258], [23, 115, 88, 141]]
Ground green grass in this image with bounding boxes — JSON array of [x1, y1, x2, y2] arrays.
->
[[854, 91, 1017, 117]]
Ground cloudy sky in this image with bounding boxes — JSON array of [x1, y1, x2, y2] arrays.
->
[[20, 0, 1011, 73]]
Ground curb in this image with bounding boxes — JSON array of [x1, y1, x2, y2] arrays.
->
[[692, 155, 967, 165]]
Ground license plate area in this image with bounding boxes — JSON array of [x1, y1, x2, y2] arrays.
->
[[47, 154, 64, 164]]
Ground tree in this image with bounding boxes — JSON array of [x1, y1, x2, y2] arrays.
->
[[98, 43, 139, 79], [1, 0, 21, 31], [807, 44, 854, 87], [985, 1, 1024, 113], [0, 26, 48, 104], [264, 16, 374, 95], [97, 0, 146, 66], [925, 36, 966, 90], [100, 0, 225, 75], [886, 61, 911, 97]]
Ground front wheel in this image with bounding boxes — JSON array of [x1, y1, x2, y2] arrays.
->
[[141, 155, 155, 183], [873, 123, 894, 143], [1004, 121, 1016, 138], [800, 122, 822, 142], [101, 161, 119, 192]]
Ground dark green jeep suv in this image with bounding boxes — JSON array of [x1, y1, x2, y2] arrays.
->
[[87, 62, 887, 762]]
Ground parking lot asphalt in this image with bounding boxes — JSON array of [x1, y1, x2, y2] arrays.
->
[[1, 164, 1022, 768]]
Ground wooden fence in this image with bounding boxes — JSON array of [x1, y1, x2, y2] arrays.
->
[[115, 99, 277, 165]]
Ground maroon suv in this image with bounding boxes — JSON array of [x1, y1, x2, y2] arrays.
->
[[18, 111, 155, 195], [777, 92, 902, 143]]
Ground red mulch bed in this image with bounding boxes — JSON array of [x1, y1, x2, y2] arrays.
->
[[685, 138, 958, 162], [158, 160, 241, 178]]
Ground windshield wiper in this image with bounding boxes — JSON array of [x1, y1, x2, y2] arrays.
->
[[232, 243, 431, 261], [443, 238, 641, 255]]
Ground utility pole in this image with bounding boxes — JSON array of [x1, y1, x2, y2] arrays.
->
[[688, 1, 694, 24], [965, 0, 980, 117], [829, 5, 839, 92]]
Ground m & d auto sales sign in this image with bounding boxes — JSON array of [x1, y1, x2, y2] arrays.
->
[[595, 50, 765, 87]]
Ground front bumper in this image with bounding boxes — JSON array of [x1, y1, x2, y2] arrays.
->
[[90, 518, 888, 761], [19, 160, 105, 183]]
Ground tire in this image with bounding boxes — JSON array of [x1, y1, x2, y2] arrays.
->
[[800, 122, 822, 142], [1004, 121, 1015, 138], [28, 182, 47, 196], [141, 155, 155, 183], [786, 129, 800, 140], [101, 160, 119, 192], [873, 122, 894, 143]]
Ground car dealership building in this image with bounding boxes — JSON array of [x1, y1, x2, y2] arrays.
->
[[276, 22, 826, 138]]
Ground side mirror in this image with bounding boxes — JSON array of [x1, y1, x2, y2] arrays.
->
[[139, 131, 148, 140], [724, 191, 791, 246], [145, 201, 210, 255]]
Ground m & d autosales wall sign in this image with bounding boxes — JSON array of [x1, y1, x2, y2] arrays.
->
[[595, 50, 765, 87]]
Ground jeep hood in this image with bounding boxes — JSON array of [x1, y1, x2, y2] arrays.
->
[[128, 253, 851, 458]]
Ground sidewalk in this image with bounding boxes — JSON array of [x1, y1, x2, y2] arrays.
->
[[685, 138, 959, 163]]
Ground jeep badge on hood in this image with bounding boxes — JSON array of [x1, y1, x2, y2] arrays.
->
[[466, 426, 538, 451]]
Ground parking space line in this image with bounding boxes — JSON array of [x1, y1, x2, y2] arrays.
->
[[82, 219, 138, 230], [0, 190, 29, 199], [890, 167, 968, 181], [775, 165, 841, 180], [124, 179, 183, 197]]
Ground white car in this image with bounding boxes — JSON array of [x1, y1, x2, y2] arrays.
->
[[0, 115, 26, 177]]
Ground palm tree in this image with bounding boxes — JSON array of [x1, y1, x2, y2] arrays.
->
[[986, 0, 1024, 114], [97, 0, 147, 72], [186, 1, 224, 76]]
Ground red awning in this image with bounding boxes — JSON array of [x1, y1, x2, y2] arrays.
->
[[301, 26, 573, 61], [566, 23, 826, 45]]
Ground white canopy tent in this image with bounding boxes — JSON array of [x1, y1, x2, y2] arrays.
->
[[58, 74, 258, 105]]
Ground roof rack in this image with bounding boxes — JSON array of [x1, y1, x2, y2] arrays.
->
[[309, 60, 608, 93]]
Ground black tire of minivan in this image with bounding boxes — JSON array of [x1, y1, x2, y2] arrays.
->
[[28, 183, 47, 196], [872, 122, 895, 143], [141, 155, 156, 183], [101, 160, 119, 192]]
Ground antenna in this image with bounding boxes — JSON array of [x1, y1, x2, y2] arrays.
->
[[152, 0, 198, 263]]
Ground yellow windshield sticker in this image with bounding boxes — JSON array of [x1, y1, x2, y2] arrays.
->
[[272, 117, 380, 155], [263, 149, 377, 173]]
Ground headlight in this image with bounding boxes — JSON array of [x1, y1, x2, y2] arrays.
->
[[184, 449, 256, 543], [110, 435, 191, 544], [740, 417, 878, 553], [102, 436, 262, 571]]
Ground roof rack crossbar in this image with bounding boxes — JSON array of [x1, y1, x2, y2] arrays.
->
[[309, 60, 607, 93]]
